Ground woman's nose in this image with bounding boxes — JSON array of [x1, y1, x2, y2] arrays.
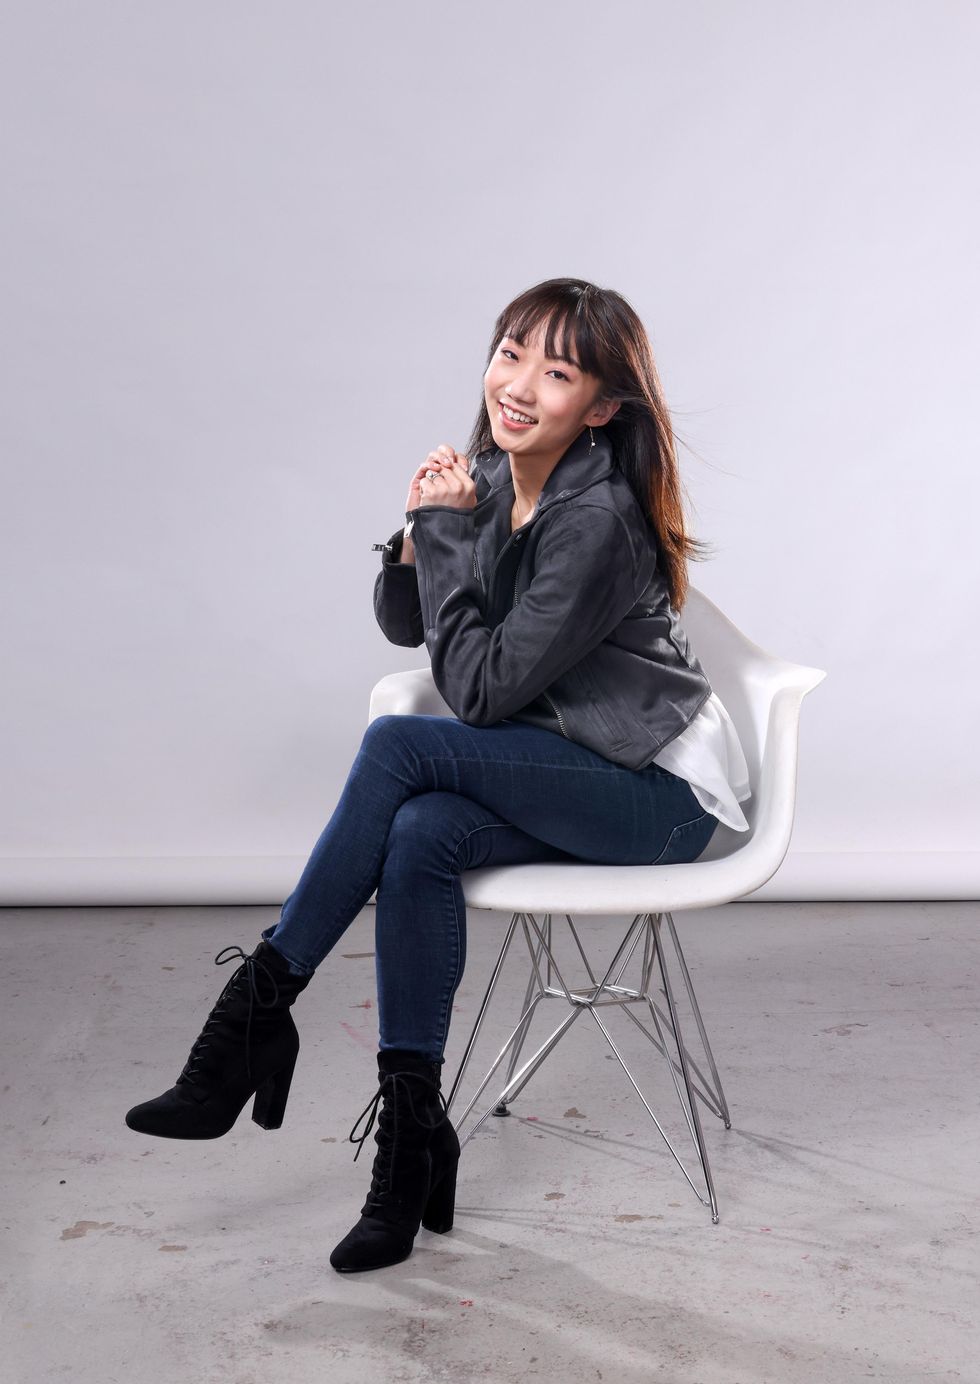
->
[[507, 371, 536, 405]]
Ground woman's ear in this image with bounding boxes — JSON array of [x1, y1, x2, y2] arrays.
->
[[590, 397, 621, 427]]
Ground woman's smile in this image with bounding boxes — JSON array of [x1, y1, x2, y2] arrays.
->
[[498, 400, 538, 430]]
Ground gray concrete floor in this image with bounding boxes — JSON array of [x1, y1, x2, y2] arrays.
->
[[2, 899, 977, 1384]]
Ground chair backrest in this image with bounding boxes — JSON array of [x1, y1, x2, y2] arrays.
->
[[679, 585, 826, 863]]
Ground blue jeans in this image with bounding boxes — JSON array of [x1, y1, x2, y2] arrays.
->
[[261, 714, 718, 1064]]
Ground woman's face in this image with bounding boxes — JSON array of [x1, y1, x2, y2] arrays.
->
[[483, 322, 619, 465]]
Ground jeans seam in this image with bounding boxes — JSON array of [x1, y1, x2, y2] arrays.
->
[[429, 822, 517, 1060], [364, 740, 624, 778], [650, 810, 709, 866], [426, 755, 620, 774]]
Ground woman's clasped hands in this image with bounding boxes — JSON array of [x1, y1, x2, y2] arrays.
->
[[405, 444, 477, 514]]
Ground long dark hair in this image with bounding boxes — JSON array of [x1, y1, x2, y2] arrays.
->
[[464, 277, 714, 611]]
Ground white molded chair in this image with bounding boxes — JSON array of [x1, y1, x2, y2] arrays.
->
[[368, 586, 826, 1222]]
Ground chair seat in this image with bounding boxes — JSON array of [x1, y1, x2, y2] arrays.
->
[[367, 854, 747, 916], [457, 851, 763, 914]]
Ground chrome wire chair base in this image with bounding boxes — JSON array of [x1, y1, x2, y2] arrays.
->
[[444, 910, 731, 1223]]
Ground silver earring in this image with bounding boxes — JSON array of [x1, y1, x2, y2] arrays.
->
[[588, 425, 595, 452]]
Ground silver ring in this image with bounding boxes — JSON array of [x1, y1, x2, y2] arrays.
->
[[424, 469, 439, 479]]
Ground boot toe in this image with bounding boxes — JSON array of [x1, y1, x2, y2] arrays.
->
[[125, 1096, 179, 1138], [329, 1215, 414, 1273], [124, 1085, 229, 1140]]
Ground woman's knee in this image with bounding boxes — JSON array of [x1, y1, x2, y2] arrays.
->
[[387, 790, 455, 840], [384, 791, 481, 869], [362, 712, 406, 746], [361, 712, 441, 757]]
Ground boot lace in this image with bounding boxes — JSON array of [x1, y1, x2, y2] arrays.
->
[[178, 944, 283, 1088], [346, 1071, 453, 1211]]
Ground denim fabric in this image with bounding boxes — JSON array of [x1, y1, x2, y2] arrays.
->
[[262, 713, 719, 1064]]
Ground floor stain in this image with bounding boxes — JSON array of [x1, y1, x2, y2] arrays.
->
[[544, 1191, 565, 1201], [563, 1107, 586, 1118], [339, 1021, 376, 1051], [62, 1220, 183, 1246], [106, 1224, 160, 1242], [61, 1220, 114, 1240]]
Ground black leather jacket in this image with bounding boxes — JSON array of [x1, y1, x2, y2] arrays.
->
[[372, 427, 712, 770]]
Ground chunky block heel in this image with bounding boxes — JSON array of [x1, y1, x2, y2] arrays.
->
[[252, 1053, 297, 1129], [421, 1153, 458, 1234]]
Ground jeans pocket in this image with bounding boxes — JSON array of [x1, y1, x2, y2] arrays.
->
[[650, 811, 718, 866]]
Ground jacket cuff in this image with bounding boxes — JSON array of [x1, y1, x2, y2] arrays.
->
[[376, 524, 421, 591], [408, 506, 478, 633], [373, 524, 424, 647]]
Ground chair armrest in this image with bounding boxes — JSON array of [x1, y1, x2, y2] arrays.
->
[[369, 668, 455, 721]]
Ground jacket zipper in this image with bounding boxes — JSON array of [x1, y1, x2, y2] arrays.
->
[[512, 563, 569, 738], [543, 691, 569, 738]]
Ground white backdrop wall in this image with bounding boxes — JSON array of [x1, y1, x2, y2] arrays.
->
[[2, 2, 977, 904]]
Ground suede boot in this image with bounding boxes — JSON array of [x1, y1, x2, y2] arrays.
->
[[125, 939, 312, 1139], [329, 1049, 460, 1273]]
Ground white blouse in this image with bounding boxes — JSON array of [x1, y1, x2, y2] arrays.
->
[[651, 690, 752, 832]]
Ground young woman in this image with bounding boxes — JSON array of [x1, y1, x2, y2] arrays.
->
[[124, 277, 751, 1275]]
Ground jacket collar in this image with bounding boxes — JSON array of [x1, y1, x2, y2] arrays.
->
[[474, 426, 614, 515]]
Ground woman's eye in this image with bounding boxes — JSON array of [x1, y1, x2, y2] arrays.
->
[[500, 349, 568, 382]]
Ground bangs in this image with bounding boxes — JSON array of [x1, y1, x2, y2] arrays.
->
[[500, 300, 604, 378]]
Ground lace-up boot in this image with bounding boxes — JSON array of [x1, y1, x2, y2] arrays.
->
[[329, 1048, 461, 1273], [124, 940, 312, 1139]]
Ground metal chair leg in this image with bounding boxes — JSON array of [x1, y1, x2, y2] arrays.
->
[[446, 907, 730, 1220], [493, 915, 552, 1112], [444, 911, 521, 1117]]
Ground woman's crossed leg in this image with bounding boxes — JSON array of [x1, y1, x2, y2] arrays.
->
[[262, 713, 715, 1057]]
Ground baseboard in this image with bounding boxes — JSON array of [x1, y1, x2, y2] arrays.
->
[[0, 851, 976, 907]]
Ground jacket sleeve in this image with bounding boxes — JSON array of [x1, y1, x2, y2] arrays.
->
[[409, 500, 653, 726], [372, 524, 425, 648]]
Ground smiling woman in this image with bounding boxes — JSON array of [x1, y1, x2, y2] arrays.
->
[[482, 319, 622, 528], [462, 277, 715, 611], [123, 276, 751, 1279]]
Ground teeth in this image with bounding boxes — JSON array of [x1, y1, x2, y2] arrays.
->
[[501, 403, 536, 424]]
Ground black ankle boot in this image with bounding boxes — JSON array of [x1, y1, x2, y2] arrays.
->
[[124, 940, 313, 1140], [329, 1049, 461, 1273]]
